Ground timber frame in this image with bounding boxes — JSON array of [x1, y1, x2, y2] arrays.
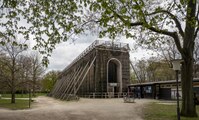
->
[[49, 40, 130, 100]]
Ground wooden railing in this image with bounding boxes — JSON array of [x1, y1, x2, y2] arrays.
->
[[62, 40, 129, 73], [78, 92, 128, 98]]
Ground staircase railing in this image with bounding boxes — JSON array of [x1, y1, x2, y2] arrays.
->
[[62, 40, 129, 73]]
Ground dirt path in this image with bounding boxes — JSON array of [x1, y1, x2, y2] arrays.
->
[[0, 96, 153, 120]]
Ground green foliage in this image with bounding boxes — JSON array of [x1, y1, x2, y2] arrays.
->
[[133, 57, 175, 82], [0, 0, 197, 58], [146, 59, 174, 81], [130, 71, 137, 83], [0, 0, 85, 66], [41, 71, 60, 92], [135, 59, 147, 82], [1, 0, 197, 67], [0, 43, 44, 103]]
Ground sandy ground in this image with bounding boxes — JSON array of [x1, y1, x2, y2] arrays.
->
[[0, 96, 154, 120]]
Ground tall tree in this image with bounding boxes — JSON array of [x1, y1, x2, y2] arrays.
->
[[133, 57, 175, 82], [146, 57, 159, 82], [1, 0, 198, 117], [0, 38, 27, 103], [0, 0, 84, 65], [30, 53, 44, 97], [17, 55, 32, 96], [83, 0, 198, 117], [41, 70, 59, 93], [0, 52, 10, 92], [147, 58, 175, 81], [194, 38, 199, 78], [135, 59, 147, 82]]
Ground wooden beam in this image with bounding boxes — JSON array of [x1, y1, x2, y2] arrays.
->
[[74, 57, 96, 95], [63, 61, 90, 100], [60, 66, 82, 99], [130, 61, 141, 82]]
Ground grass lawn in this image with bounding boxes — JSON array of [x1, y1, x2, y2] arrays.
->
[[144, 102, 199, 120], [0, 93, 46, 110], [1, 93, 46, 98], [0, 99, 30, 110]]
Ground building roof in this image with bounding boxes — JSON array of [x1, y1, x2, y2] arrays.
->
[[129, 78, 199, 87]]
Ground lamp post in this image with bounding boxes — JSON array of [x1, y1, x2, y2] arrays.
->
[[172, 59, 183, 120]]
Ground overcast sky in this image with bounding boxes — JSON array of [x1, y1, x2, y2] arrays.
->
[[46, 34, 156, 72]]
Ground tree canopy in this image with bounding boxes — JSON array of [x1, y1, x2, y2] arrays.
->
[[41, 70, 59, 92], [0, 0, 85, 65], [0, 0, 199, 117]]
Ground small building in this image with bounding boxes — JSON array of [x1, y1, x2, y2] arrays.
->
[[128, 78, 199, 100]]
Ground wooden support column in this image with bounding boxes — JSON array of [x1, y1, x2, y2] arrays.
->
[[74, 57, 96, 95], [56, 75, 69, 98], [64, 61, 90, 100], [94, 50, 98, 93], [61, 66, 83, 99], [52, 78, 63, 97], [59, 70, 76, 99]]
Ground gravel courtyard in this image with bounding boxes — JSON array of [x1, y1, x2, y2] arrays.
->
[[0, 96, 153, 120]]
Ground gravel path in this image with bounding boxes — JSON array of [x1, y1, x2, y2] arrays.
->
[[0, 96, 153, 120]]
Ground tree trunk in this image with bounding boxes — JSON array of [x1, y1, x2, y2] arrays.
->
[[33, 85, 36, 97], [32, 74, 36, 97], [180, 0, 197, 117], [11, 70, 15, 104], [181, 54, 197, 117], [11, 89, 15, 104]]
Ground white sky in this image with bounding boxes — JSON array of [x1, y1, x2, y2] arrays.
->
[[0, 14, 156, 73], [46, 34, 157, 72]]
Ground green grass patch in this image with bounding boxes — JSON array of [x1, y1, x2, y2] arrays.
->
[[144, 102, 199, 120], [1, 93, 46, 98], [0, 99, 30, 110]]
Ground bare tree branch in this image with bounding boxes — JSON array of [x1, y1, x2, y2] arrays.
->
[[105, 1, 184, 56], [146, 10, 184, 39]]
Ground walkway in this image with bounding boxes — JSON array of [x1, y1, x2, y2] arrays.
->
[[0, 96, 153, 120]]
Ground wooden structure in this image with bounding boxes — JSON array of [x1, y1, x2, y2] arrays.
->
[[49, 40, 130, 100]]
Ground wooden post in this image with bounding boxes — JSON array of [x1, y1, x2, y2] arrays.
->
[[61, 66, 83, 99], [74, 57, 96, 95], [60, 70, 76, 99], [66, 61, 90, 100]]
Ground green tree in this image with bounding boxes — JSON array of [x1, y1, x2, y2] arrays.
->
[[0, 38, 27, 103], [1, 0, 198, 117], [30, 53, 45, 97], [17, 55, 32, 96], [146, 57, 160, 82], [0, 0, 84, 65], [146, 59, 175, 81], [42, 71, 59, 93], [130, 71, 137, 83], [135, 59, 147, 82], [0, 52, 11, 92], [85, 0, 199, 117]]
